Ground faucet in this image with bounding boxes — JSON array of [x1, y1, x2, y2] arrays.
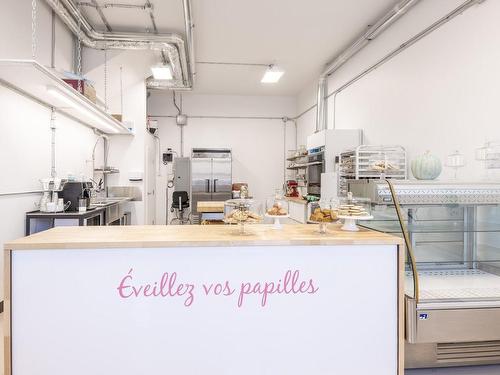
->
[[91, 130, 110, 196]]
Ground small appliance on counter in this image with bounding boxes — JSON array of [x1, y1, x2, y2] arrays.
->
[[285, 180, 299, 197], [39, 177, 68, 212], [61, 181, 93, 212]]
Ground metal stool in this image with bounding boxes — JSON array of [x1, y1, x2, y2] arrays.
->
[[170, 191, 190, 224]]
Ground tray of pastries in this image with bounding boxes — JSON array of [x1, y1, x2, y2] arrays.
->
[[224, 209, 263, 224], [337, 203, 371, 217], [309, 207, 338, 223]]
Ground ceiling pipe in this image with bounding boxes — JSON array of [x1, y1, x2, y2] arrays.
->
[[315, 77, 327, 133], [315, 0, 420, 132], [147, 0, 195, 90], [45, 0, 194, 90], [182, 0, 196, 80]]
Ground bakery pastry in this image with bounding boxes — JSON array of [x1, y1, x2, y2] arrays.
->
[[266, 203, 288, 216], [310, 207, 338, 223]]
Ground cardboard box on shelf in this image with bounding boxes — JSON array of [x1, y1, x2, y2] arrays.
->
[[62, 79, 97, 104], [111, 114, 123, 122]]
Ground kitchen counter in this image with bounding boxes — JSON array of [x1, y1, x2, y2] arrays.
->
[[26, 207, 104, 217], [285, 197, 310, 223], [25, 197, 132, 235], [6, 223, 402, 249], [25, 197, 132, 217], [90, 196, 133, 207], [284, 196, 308, 204], [4, 224, 404, 375]]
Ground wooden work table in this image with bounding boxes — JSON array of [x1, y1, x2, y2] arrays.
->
[[196, 201, 225, 213], [4, 224, 404, 375], [5, 224, 402, 250]]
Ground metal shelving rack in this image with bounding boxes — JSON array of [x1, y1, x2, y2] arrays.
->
[[339, 145, 407, 196], [286, 149, 309, 188]]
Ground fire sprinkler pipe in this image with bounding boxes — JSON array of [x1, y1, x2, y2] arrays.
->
[[315, 0, 421, 132]]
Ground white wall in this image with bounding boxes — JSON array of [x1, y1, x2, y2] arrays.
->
[[83, 49, 153, 224], [0, 0, 74, 70], [147, 93, 296, 224], [296, 0, 500, 180], [0, 0, 103, 301]]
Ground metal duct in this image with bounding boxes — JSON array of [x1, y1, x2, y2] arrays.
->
[[182, 0, 196, 80], [45, 0, 194, 90], [315, 77, 327, 132], [315, 0, 421, 131]]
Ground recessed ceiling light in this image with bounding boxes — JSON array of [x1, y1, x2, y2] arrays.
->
[[261, 65, 284, 83], [151, 63, 173, 80]]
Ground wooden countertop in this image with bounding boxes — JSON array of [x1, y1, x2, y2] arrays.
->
[[5, 224, 402, 250], [285, 197, 308, 205], [197, 201, 225, 213]]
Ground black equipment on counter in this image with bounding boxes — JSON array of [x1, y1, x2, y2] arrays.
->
[[61, 181, 92, 212]]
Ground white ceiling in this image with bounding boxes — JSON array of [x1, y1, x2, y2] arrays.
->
[[81, 0, 400, 96]]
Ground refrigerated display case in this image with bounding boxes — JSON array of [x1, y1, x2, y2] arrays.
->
[[349, 180, 500, 368]]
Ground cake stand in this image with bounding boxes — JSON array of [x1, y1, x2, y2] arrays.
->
[[265, 213, 290, 230], [338, 215, 374, 232]]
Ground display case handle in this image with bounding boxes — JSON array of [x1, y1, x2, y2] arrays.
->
[[385, 179, 420, 304]]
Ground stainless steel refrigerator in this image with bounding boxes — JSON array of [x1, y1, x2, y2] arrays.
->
[[191, 148, 232, 221]]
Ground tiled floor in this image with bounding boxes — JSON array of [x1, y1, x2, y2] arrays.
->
[[407, 366, 500, 374]]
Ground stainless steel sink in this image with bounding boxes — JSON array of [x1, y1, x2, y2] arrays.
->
[[90, 197, 128, 207]]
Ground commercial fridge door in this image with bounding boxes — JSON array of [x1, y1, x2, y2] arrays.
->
[[191, 157, 212, 194], [212, 157, 232, 194]]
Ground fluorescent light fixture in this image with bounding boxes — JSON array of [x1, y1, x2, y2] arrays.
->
[[47, 85, 120, 133], [261, 65, 284, 83], [151, 63, 173, 80], [46, 85, 78, 108]]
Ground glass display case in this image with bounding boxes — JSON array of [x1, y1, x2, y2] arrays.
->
[[265, 190, 290, 229], [337, 192, 373, 231], [224, 198, 263, 234], [349, 180, 500, 369], [308, 199, 338, 234]]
